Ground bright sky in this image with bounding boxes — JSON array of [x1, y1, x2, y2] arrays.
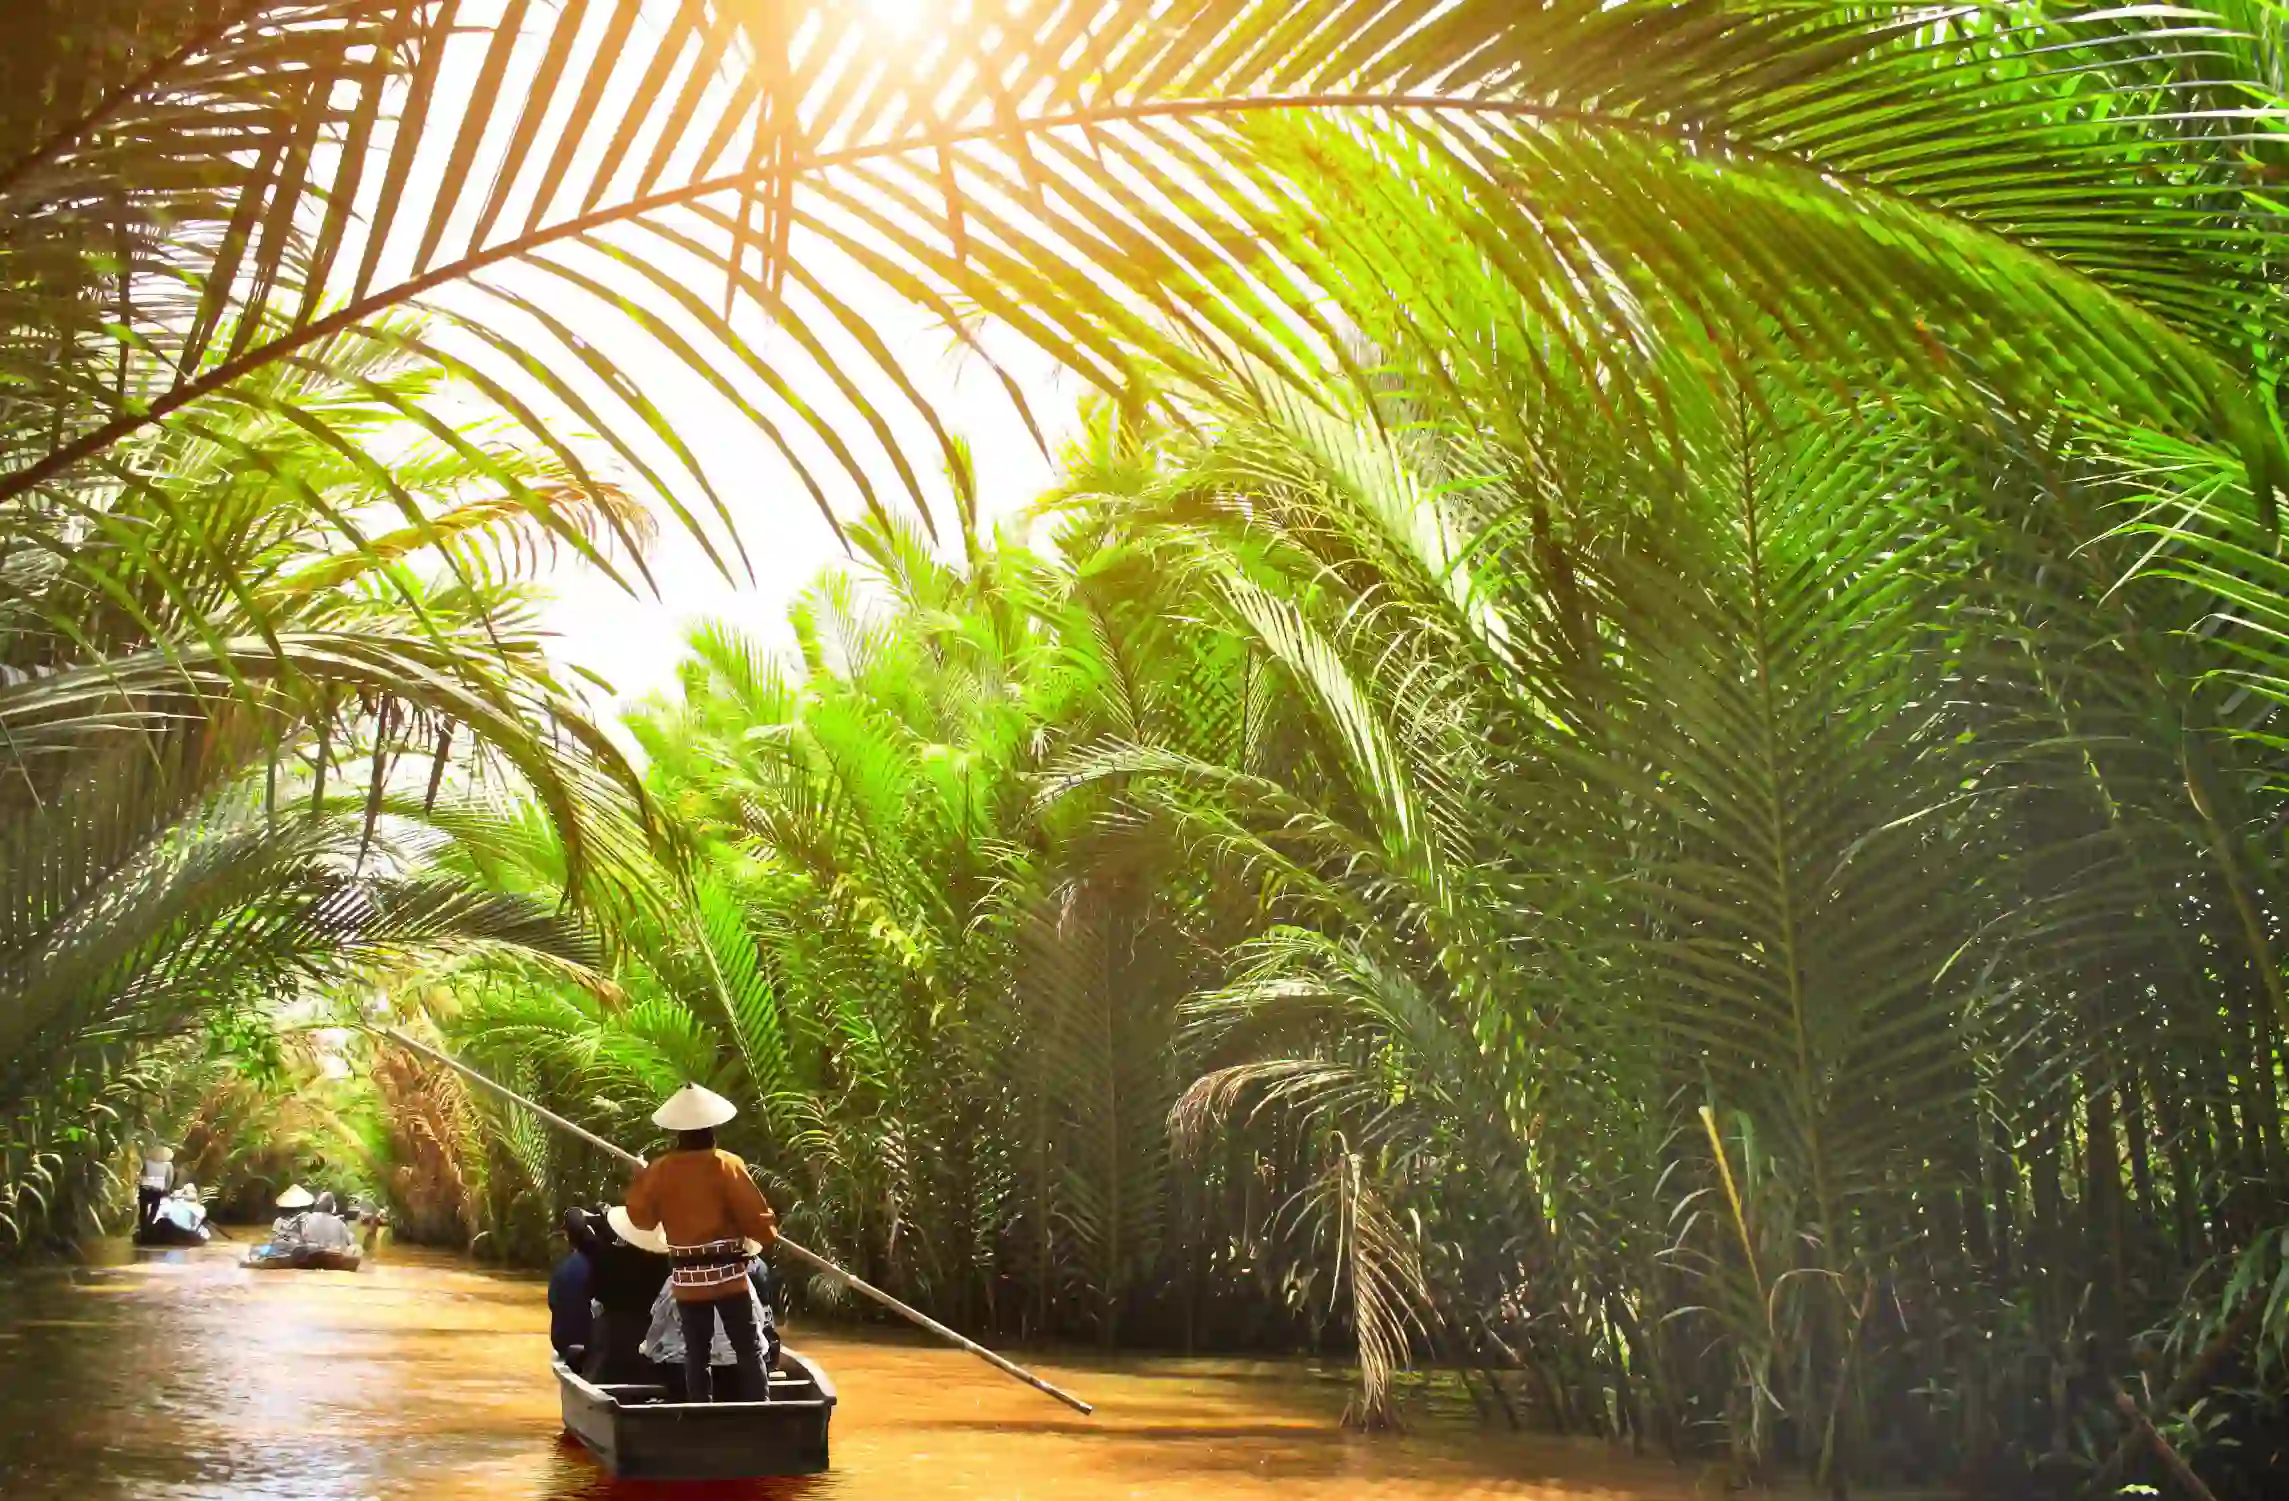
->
[[395, 1, 1093, 724], [531, 314, 1075, 714]]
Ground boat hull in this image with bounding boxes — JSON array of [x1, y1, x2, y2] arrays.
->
[[243, 1245, 361, 1271], [554, 1349, 835, 1479]]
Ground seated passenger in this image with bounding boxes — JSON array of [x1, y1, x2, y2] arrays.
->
[[159, 1183, 206, 1235], [748, 1257, 783, 1374], [549, 1210, 594, 1362], [577, 1206, 672, 1385], [631, 1232, 778, 1399], [296, 1192, 356, 1253], [272, 1183, 316, 1240]]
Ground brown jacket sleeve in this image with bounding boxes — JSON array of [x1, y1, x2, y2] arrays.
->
[[626, 1160, 662, 1232], [722, 1153, 778, 1247]]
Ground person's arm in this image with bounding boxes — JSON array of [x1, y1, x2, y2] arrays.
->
[[626, 1162, 662, 1232], [723, 1157, 778, 1247]]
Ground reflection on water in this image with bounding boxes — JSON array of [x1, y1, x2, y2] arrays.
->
[[0, 1242, 1699, 1500]]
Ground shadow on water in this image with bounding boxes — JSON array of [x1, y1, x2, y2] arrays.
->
[[0, 1240, 1716, 1500]]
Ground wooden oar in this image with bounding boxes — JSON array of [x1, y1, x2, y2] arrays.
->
[[377, 1026, 1094, 1416]]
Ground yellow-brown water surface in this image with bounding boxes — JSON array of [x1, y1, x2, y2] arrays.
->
[[0, 1242, 1703, 1500]]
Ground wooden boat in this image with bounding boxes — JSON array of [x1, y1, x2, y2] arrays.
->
[[553, 1348, 836, 1479], [242, 1242, 361, 1271]]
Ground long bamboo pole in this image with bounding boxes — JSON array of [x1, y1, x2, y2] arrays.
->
[[377, 1027, 1093, 1416]]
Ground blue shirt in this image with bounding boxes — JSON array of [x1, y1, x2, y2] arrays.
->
[[547, 1251, 592, 1355]]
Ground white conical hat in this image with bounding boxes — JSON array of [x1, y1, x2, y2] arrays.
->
[[652, 1082, 737, 1131], [275, 1184, 315, 1209], [144, 1145, 174, 1163], [605, 1205, 670, 1255]]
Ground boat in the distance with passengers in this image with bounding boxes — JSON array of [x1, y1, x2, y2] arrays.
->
[[241, 1183, 362, 1271], [133, 1184, 211, 1248], [243, 1242, 362, 1271], [133, 1216, 211, 1248]]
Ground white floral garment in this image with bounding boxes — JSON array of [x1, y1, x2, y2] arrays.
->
[[635, 1278, 777, 1366]]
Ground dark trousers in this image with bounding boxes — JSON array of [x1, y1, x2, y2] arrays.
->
[[136, 1187, 163, 1225], [677, 1293, 767, 1403], [581, 1305, 650, 1386]]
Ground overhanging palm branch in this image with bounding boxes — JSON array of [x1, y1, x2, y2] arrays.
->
[[2, 316, 662, 900], [0, 755, 598, 1246], [8, 0, 2287, 560]]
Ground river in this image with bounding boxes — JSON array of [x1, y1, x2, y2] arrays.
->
[[0, 1242, 1709, 1500]]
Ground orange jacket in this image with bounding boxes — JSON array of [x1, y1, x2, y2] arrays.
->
[[625, 1148, 779, 1302]]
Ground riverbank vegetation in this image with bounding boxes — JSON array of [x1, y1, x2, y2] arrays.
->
[[9, 2, 2289, 1496], [386, 382, 2289, 1494]]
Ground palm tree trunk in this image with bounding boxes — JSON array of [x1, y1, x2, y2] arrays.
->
[[1984, 1118, 2018, 1287], [1032, 1082, 1050, 1341], [310, 708, 329, 817], [2151, 1084, 2200, 1261], [2083, 1082, 2126, 1353], [2182, 736, 2288, 1177], [2123, 1072, 2156, 1217], [2029, 1117, 2066, 1330]]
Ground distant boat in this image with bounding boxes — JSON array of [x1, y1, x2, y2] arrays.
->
[[553, 1348, 836, 1479], [135, 1193, 211, 1248], [242, 1243, 361, 1271], [131, 1218, 210, 1248]]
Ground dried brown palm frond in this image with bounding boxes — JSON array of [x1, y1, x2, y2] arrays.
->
[[369, 1044, 483, 1243]]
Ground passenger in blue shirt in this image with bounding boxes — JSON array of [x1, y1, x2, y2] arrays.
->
[[547, 1210, 594, 1360]]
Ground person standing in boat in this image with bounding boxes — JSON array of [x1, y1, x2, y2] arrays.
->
[[136, 1142, 174, 1228], [622, 1083, 778, 1403]]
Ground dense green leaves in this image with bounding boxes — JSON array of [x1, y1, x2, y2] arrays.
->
[[0, 328, 649, 1249], [13, 0, 2289, 553], [12, 3, 2289, 1494]]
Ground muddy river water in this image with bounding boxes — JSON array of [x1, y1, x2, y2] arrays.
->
[[0, 1242, 1708, 1500]]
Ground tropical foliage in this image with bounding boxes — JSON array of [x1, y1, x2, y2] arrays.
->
[[391, 360, 2289, 1491], [14, 1, 2289, 1498], [0, 330, 636, 1246]]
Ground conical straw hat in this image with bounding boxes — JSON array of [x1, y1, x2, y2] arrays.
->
[[652, 1082, 737, 1131], [605, 1205, 670, 1255], [275, 1184, 315, 1209]]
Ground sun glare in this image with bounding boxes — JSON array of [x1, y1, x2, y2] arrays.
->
[[863, 0, 929, 32]]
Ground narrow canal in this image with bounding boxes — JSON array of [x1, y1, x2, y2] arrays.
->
[[0, 1243, 1707, 1499]]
